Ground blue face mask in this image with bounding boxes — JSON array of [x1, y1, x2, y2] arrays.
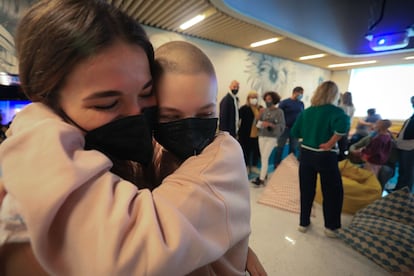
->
[[297, 94, 303, 101]]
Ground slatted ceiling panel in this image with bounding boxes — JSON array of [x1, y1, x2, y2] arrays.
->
[[194, 14, 230, 33], [106, 0, 315, 64], [117, 0, 136, 11], [163, 4, 207, 30], [130, 1, 163, 21], [319, 56, 356, 64], [259, 41, 327, 62], [193, 17, 239, 37], [189, 15, 220, 33], [172, 3, 213, 30], [154, 1, 205, 27], [201, 23, 278, 48], [144, 2, 183, 26], [123, 0, 151, 18], [131, 0, 210, 30], [106, 0, 133, 10], [135, 3, 163, 22], [271, 39, 326, 56], [109, 0, 125, 8]]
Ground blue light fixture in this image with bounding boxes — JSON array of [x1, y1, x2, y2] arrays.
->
[[366, 27, 413, 51]]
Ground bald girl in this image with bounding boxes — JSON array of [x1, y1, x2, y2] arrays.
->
[[153, 41, 268, 276]]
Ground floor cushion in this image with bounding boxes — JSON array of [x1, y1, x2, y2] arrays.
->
[[315, 160, 382, 214], [337, 188, 414, 273]]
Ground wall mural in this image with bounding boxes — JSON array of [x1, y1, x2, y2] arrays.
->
[[145, 25, 331, 108], [245, 52, 291, 95], [0, 0, 34, 74]]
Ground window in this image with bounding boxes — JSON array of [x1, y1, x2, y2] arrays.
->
[[348, 64, 414, 120]]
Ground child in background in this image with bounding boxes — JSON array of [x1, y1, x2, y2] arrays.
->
[[349, 108, 381, 145], [349, 119, 393, 175], [153, 41, 267, 276]]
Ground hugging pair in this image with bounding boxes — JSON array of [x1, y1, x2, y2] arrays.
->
[[0, 1, 265, 275]]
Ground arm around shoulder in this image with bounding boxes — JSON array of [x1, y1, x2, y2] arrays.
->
[[0, 107, 250, 275]]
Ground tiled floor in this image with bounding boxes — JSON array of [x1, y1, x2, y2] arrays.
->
[[248, 184, 390, 276]]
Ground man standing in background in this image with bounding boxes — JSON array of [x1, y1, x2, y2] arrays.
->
[[394, 96, 414, 193], [274, 86, 304, 167], [219, 80, 240, 138]]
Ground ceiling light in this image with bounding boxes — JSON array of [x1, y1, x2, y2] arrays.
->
[[328, 60, 377, 68], [404, 56, 414, 60], [250, 37, 281, 48], [299, 53, 326, 60], [179, 15, 206, 30]]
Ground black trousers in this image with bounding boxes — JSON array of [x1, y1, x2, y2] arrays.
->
[[239, 136, 260, 167], [299, 148, 343, 230]]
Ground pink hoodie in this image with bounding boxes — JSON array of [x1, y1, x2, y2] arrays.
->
[[0, 103, 250, 275]]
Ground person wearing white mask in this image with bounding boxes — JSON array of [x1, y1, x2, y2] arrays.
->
[[252, 91, 285, 186], [238, 91, 261, 174]]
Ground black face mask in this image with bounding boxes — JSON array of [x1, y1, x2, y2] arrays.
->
[[64, 107, 156, 166], [231, 89, 239, 95], [154, 117, 218, 161]]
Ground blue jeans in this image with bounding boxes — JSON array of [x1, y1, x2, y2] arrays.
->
[[299, 148, 343, 230], [275, 127, 299, 165], [395, 149, 414, 192]]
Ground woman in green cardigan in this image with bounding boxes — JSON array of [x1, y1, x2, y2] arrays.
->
[[291, 81, 350, 238]]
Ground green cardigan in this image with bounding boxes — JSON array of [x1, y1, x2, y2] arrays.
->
[[291, 104, 350, 151]]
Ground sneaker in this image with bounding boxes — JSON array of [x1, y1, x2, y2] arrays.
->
[[251, 177, 264, 186], [297, 225, 309, 233], [324, 228, 338, 238]]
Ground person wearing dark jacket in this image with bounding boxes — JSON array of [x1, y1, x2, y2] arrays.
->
[[238, 91, 261, 173], [219, 80, 240, 137], [394, 96, 414, 193]]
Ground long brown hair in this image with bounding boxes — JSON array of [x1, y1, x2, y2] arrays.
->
[[16, 0, 156, 189], [341, 91, 354, 106], [16, 0, 154, 112]]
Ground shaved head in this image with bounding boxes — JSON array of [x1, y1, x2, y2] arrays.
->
[[154, 41, 218, 122], [154, 41, 216, 77], [376, 119, 392, 131]]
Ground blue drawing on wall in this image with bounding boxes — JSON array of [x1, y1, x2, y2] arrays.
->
[[245, 52, 291, 96], [0, 0, 34, 74], [318, 76, 325, 85]]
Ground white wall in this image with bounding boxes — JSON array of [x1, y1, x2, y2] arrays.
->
[[331, 70, 351, 93], [144, 26, 331, 108]]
